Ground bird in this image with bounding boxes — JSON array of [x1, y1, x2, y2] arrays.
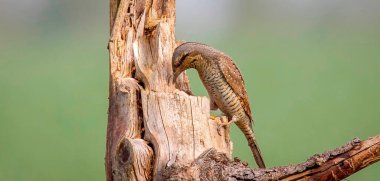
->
[[172, 42, 266, 168]]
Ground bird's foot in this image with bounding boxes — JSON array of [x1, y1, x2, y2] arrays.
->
[[216, 115, 239, 136]]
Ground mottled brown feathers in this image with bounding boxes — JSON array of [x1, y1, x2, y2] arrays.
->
[[174, 42, 253, 122], [217, 56, 253, 122]]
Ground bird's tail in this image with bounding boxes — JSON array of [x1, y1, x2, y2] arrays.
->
[[236, 120, 266, 168], [247, 135, 266, 168]]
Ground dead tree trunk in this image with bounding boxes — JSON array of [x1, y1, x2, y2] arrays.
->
[[105, 0, 380, 180]]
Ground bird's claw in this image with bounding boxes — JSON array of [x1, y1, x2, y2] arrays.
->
[[216, 115, 240, 136]]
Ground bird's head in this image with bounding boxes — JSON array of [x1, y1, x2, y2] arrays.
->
[[172, 43, 199, 82]]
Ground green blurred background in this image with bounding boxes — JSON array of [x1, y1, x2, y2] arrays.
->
[[0, 0, 379, 180]]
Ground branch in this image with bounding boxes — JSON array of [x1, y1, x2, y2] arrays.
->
[[163, 135, 380, 181]]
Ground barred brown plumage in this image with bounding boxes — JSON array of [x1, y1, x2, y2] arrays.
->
[[172, 42, 266, 168]]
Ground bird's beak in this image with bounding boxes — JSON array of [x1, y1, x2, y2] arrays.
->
[[173, 69, 181, 83]]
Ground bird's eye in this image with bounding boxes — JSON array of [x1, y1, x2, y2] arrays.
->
[[177, 53, 190, 66]]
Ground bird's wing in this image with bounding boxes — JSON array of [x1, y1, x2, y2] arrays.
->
[[217, 56, 253, 121]]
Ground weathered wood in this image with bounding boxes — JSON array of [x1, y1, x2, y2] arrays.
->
[[113, 138, 153, 181], [107, 0, 232, 180], [106, 0, 139, 180], [142, 90, 232, 180], [106, 79, 145, 181], [107, 1, 150, 180], [162, 135, 380, 181], [134, 21, 176, 92], [285, 135, 380, 181]]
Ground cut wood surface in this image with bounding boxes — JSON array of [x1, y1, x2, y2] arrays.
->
[[142, 91, 232, 180], [106, 0, 380, 180]]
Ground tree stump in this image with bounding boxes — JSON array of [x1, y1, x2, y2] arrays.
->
[[106, 0, 232, 180]]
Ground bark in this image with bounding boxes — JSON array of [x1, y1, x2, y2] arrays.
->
[[106, 0, 380, 180], [163, 135, 380, 181]]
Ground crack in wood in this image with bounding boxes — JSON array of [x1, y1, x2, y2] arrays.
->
[[156, 95, 171, 167], [189, 98, 196, 160]]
